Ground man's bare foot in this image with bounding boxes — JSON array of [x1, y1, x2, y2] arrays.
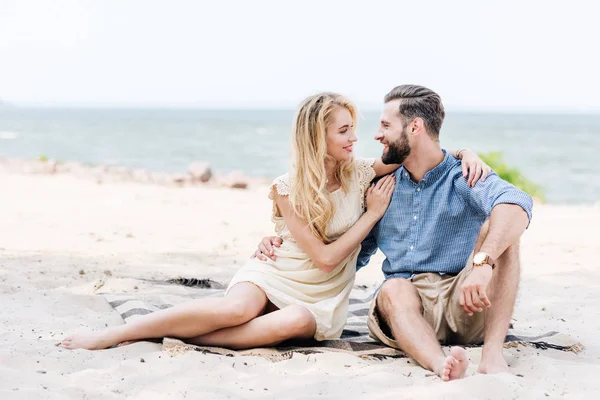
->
[[437, 346, 470, 381], [478, 353, 509, 374], [449, 346, 470, 379], [60, 330, 120, 350]]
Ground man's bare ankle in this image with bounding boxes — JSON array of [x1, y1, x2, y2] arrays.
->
[[478, 357, 509, 374], [481, 344, 504, 361], [479, 345, 509, 373]]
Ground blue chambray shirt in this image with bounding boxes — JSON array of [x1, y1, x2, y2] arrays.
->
[[356, 150, 533, 280]]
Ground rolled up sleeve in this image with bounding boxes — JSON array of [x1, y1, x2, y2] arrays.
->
[[455, 171, 534, 224]]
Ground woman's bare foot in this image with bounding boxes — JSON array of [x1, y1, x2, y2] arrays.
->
[[437, 346, 470, 381], [117, 340, 140, 347], [478, 353, 509, 374], [60, 329, 121, 350]]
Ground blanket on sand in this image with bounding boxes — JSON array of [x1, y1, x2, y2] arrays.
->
[[102, 279, 583, 362]]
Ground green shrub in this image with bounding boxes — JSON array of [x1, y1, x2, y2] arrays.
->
[[479, 152, 545, 202]]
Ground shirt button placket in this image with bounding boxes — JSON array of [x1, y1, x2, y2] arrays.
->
[[409, 183, 422, 274]]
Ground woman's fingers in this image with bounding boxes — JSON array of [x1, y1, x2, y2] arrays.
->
[[467, 166, 474, 187], [375, 175, 391, 191], [379, 175, 393, 192], [259, 241, 276, 260], [473, 165, 483, 186], [253, 249, 267, 261], [468, 165, 480, 187], [261, 238, 274, 255], [481, 166, 490, 182], [385, 177, 396, 197], [377, 175, 395, 193], [258, 242, 269, 256]]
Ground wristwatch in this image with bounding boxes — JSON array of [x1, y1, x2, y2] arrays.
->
[[473, 252, 496, 269]]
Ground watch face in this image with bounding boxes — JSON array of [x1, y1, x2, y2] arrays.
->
[[473, 253, 486, 265]]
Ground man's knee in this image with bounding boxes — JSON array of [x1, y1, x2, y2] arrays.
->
[[377, 278, 421, 315]]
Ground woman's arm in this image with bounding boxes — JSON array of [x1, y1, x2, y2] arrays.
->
[[371, 159, 401, 177], [371, 148, 490, 187], [275, 175, 395, 273], [252, 150, 490, 262]]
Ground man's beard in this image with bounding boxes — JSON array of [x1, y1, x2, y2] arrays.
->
[[382, 129, 411, 165]]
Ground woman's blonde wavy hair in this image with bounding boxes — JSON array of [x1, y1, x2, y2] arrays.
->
[[289, 92, 357, 244]]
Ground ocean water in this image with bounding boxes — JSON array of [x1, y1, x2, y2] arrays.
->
[[0, 107, 598, 204]]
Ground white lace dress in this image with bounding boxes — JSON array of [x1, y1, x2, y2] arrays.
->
[[226, 158, 377, 340]]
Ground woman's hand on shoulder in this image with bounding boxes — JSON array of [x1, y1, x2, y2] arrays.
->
[[457, 149, 492, 187], [365, 174, 396, 219]]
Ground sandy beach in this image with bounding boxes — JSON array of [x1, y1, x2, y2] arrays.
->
[[1, 171, 599, 399]]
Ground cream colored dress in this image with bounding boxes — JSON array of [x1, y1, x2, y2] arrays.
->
[[226, 158, 377, 340]]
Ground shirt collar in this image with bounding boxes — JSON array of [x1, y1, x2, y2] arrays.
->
[[397, 149, 452, 186]]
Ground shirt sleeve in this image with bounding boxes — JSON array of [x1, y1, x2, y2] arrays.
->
[[356, 227, 378, 271], [454, 168, 534, 224]]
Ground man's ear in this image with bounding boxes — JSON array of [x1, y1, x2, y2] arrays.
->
[[411, 117, 425, 135]]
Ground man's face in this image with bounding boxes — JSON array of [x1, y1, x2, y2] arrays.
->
[[376, 100, 411, 165]]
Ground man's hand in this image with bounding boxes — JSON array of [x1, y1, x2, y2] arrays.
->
[[459, 265, 493, 315], [251, 236, 283, 261]]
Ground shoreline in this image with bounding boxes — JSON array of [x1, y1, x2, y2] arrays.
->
[[0, 156, 271, 190]]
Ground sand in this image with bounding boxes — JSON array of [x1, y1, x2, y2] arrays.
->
[[1, 171, 599, 399]]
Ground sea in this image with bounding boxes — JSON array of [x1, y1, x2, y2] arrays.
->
[[0, 107, 598, 204]]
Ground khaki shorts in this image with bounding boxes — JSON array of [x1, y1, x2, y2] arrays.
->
[[368, 256, 484, 348]]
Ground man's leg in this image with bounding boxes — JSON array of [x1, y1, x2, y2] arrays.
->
[[375, 278, 469, 381], [479, 241, 521, 373], [456, 221, 520, 373]]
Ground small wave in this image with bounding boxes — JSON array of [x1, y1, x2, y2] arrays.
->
[[0, 131, 18, 140]]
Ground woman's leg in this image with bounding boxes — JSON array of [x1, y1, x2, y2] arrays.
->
[[188, 304, 317, 349], [60, 282, 268, 350]]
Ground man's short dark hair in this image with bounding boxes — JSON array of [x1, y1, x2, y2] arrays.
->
[[384, 85, 445, 139]]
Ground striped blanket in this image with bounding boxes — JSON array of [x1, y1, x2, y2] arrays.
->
[[103, 282, 583, 362]]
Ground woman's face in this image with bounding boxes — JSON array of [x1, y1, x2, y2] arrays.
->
[[325, 107, 357, 162]]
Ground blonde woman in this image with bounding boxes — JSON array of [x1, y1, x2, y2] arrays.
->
[[61, 93, 487, 350]]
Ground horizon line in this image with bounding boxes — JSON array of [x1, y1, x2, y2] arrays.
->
[[2, 102, 600, 116]]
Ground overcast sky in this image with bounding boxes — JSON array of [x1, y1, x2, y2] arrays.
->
[[0, 0, 598, 111]]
